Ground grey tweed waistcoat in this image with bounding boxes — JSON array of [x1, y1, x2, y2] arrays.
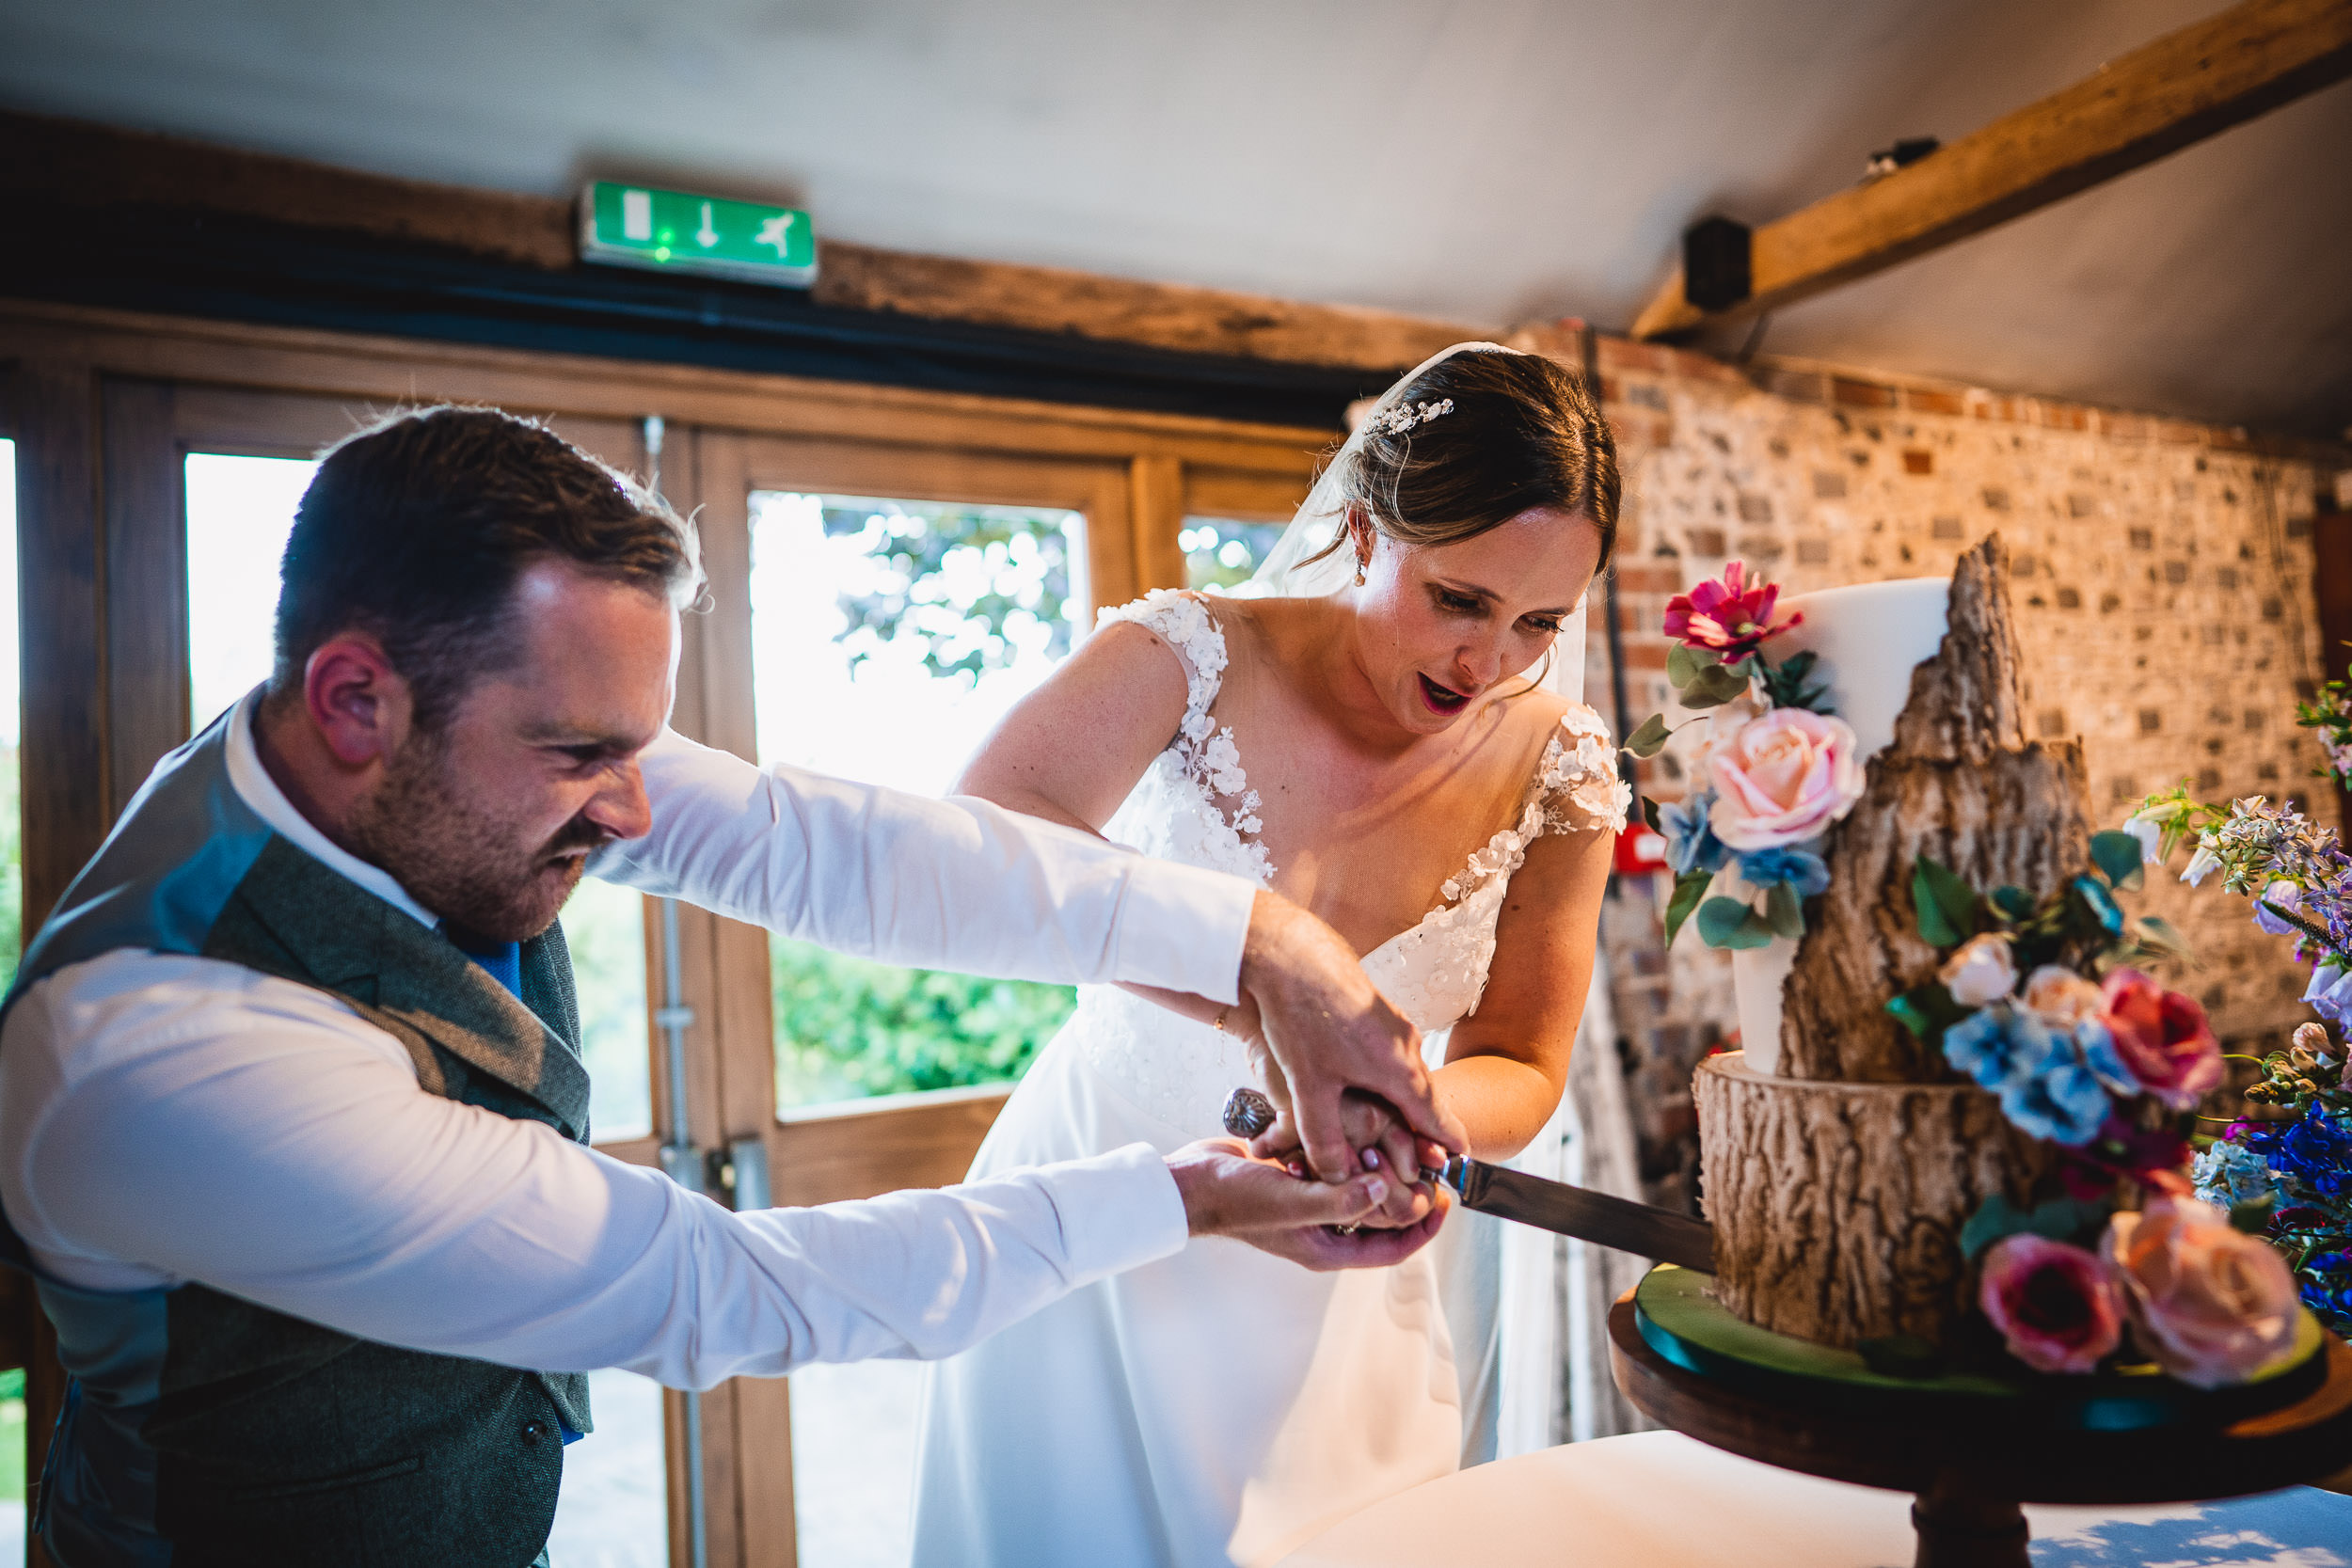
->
[[1, 705, 596, 1568]]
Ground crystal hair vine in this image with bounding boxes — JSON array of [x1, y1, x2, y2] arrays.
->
[[1364, 397, 1454, 438]]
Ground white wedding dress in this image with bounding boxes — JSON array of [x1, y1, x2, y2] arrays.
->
[[908, 590, 1627, 1568]]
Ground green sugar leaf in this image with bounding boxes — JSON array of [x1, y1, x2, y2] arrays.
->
[[1678, 663, 1753, 709], [1911, 854, 1979, 948], [1663, 869, 1712, 949], [2089, 830, 2147, 892], [1625, 712, 1674, 757], [1697, 895, 1776, 950], [1764, 879, 1804, 940]]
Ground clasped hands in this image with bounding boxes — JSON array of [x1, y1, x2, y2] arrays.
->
[[1168, 892, 1461, 1272]]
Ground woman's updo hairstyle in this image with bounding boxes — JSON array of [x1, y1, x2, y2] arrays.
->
[[1314, 348, 1620, 573]]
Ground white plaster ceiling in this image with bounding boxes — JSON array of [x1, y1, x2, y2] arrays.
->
[[3, 0, 2346, 436]]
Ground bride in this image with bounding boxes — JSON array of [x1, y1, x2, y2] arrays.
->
[[909, 343, 1625, 1568]]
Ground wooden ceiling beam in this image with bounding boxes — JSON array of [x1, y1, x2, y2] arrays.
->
[[0, 110, 1484, 373], [1630, 0, 2352, 341]]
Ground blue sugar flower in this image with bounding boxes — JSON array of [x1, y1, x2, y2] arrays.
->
[[2072, 875, 2124, 936], [1943, 1004, 2060, 1093], [1998, 1053, 2111, 1147], [2191, 1137, 2280, 1211], [1735, 844, 1831, 897], [1660, 791, 1728, 876], [2279, 1113, 2352, 1202], [2073, 1018, 2140, 1096]]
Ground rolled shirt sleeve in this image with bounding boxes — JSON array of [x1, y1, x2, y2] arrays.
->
[[591, 727, 1254, 1004]]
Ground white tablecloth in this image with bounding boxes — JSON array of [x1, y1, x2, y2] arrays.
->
[[1277, 1430, 2352, 1567]]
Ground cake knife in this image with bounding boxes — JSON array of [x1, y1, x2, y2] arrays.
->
[[1220, 1087, 1715, 1273]]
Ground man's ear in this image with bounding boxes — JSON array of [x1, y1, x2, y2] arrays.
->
[[302, 636, 412, 771]]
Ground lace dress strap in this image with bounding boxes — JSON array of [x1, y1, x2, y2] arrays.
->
[[1096, 590, 1272, 879], [1438, 705, 1629, 906], [1096, 588, 1228, 736]]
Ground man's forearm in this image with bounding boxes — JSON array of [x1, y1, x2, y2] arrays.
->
[[590, 728, 1254, 1000]]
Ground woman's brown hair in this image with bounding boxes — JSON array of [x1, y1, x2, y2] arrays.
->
[[1312, 349, 1620, 572]]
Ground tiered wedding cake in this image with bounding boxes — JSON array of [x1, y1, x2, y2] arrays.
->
[[1692, 537, 2090, 1349]]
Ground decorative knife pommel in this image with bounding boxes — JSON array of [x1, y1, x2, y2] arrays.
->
[[1221, 1086, 1276, 1141]]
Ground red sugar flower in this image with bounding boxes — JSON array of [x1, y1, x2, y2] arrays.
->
[[1662, 562, 1800, 657]]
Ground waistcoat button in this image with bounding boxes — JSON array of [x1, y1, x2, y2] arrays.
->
[[521, 1418, 550, 1445]]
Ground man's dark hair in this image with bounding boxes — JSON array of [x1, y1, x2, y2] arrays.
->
[[271, 405, 701, 727]]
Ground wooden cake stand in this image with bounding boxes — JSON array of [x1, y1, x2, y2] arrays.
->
[[1609, 1266, 2352, 1568]]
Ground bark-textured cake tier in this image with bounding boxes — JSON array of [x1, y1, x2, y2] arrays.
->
[[1778, 535, 2090, 1082], [1693, 1052, 2046, 1347]]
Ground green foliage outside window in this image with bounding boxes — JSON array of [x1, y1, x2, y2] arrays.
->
[[826, 499, 1074, 683], [772, 937, 1076, 1107]]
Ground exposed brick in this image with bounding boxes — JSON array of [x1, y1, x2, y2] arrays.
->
[[1902, 450, 1933, 476], [1796, 538, 1832, 565], [1812, 470, 1848, 499], [1686, 528, 1727, 556], [1737, 493, 1772, 523], [1623, 641, 1670, 671], [1982, 487, 2011, 511], [2068, 494, 2097, 517], [1758, 368, 1826, 404], [1905, 388, 1966, 417], [1832, 376, 1899, 410], [1932, 515, 1964, 540]]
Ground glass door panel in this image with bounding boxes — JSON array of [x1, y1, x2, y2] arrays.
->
[[747, 491, 1084, 1111]]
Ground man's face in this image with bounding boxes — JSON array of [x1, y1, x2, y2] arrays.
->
[[346, 561, 678, 943]]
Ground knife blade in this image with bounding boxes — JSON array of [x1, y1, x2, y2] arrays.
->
[[1424, 1157, 1716, 1274]]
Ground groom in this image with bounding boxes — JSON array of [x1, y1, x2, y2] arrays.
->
[[0, 406, 1455, 1568]]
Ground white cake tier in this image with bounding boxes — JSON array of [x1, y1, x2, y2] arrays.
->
[[1729, 577, 1950, 1074]]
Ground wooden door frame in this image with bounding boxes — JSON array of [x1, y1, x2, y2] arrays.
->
[[0, 296, 1330, 1568]]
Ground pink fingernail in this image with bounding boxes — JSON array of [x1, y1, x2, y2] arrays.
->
[[1365, 1177, 1390, 1204]]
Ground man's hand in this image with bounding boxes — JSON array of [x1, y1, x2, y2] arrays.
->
[[1248, 1089, 1446, 1227], [1238, 891, 1466, 1185], [1168, 1140, 1448, 1272]]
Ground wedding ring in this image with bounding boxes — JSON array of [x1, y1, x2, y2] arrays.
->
[[1222, 1086, 1276, 1140]]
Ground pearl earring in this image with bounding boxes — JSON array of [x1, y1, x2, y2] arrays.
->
[[1354, 562, 1367, 587]]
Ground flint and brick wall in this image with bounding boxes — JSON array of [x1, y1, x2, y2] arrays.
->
[[1512, 323, 2351, 1212]]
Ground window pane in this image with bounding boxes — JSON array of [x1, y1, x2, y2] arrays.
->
[[184, 453, 317, 728], [787, 1359, 923, 1568], [1180, 515, 1289, 594], [747, 492, 1081, 1113], [566, 878, 654, 1143], [548, 1367, 669, 1568]]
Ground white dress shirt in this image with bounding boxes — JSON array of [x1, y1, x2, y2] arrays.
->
[[0, 695, 1257, 1387]]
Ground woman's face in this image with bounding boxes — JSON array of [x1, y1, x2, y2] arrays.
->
[[1349, 504, 1602, 736]]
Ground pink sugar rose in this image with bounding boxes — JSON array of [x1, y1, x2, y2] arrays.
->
[[2105, 1196, 2299, 1388], [1977, 1233, 2123, 1374], [2098, 969, 2223, 1110], [1702, 708, 1865, 850], [1662, 562, 1800, 657]]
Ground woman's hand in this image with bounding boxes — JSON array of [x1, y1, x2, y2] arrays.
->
[[1168, 1139, 1449, 1271], [1246, 1089, 1445, 1228]]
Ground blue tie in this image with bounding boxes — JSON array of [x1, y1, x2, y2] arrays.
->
[[444, 929, 580, 1441], [450, 935, 523, 999]]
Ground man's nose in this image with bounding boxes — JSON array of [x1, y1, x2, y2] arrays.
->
[[590, 762, 655, 843]]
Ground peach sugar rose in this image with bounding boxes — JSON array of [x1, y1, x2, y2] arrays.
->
[[1702, 708, 1866, 851], [2105, 1196, 2298, 1388]]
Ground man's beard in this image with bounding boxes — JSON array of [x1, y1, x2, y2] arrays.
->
[[344, 729, 611, 944]]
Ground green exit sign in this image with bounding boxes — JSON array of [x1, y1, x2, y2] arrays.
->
[[578, 182, 817, 287]]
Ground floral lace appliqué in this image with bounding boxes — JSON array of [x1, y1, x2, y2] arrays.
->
[[1097, 589, 1272, 882]]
